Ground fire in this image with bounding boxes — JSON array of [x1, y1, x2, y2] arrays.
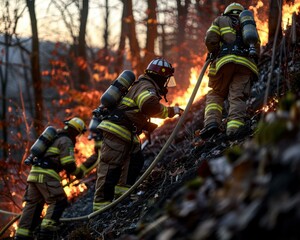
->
[[151, 66, 210, 127], [10, 223, 18, 237], [62, 178, 87, 199], [282, 1, 300, 29], [250, 0, 268, 46], [76, 135, 95, 163], [252, 0, 300, 46], [48, 135, 94, 200]]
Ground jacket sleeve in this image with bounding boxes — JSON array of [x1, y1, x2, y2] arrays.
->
[[136, 89, 170, 119], [58, 137, 84, 179], [205, 17, 221, 53]]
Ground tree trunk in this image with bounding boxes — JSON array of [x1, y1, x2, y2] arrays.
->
[[78, 0, 89, 89], [269, 0, 283, 43], [176, 0, 190, 47], [125, 0, 141, 74], [115, 1, 127, 74], [0, 33, 9, 160], [116, 0, 141, 74], [176, 0, 191, 90], [103, 0, 109, 51], [143, 0, 158, 71], [26, 0, 43, 134]]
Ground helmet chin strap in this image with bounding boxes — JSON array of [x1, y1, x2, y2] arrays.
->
[[159, 87, 168, 102]]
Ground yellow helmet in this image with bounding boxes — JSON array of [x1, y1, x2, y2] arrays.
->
[[65, 117, 87, 134], [224, 2, 244, 15]]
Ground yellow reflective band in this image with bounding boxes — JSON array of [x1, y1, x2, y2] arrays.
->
[[207, 24, 220, 35], [30, 166, 61, 181], [95, 140, 103, 148], [99, 120, 139, 142], [227, 120, 245, 129], [16, 227, 33, 237], [209, 54, 258, 76], [93, 201, 111, 211], [115, 185, 130, 194], [41, 218, 57, 227], [27, 173, 44, 184], [153, 105, 168, 118], [61, 155, 75, 165], [205, 103, 223, 115], [121, 97, 136, 107], [162, 106, 168, 118], [80, 164, 88, 172], [38, 174, 44, 183], [46, 147, 60, 154], [27, 175, 38, 182], [136, 90, 152, 109], [220, 26, 235, 36]]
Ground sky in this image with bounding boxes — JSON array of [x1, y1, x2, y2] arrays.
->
[[14, 0, 123, 48]]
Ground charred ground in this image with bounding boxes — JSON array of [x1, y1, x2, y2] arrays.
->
[[58, 14, 300, 240]]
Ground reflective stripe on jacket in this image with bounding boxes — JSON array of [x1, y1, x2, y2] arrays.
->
[[99, 74, 171, 142], [205, 15, 260, 76], [27, 134, 82, 183]]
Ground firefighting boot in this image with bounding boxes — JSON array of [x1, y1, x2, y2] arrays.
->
[[114, 185, 130, 199], [199, 122, 220, 140], [37, 219, 60, 240], [226, 124, 252, 141], [14, 236, 34, 240], [93, 201, 111, 212], [37, 229, 58, 240]]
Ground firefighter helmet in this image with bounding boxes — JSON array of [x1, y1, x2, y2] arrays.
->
[[65, 117, 87, 134], [146, 58, 174, 78], [224, 2, 244, 16], [145, 58, 176, 87]]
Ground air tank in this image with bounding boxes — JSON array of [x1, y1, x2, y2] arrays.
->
[[24, 126, 57, 165], [239, 10, 259, 57], [100, 70, 136, 108]]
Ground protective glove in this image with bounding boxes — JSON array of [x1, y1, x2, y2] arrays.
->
[[206, 48, 219, 61], [168, 106, 184, 118]]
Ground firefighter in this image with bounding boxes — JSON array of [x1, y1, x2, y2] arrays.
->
[[93, 58, 184, 211], [199, 2, 260, 140], [86, 118, 145, 199], [15, 117, 88, 240]]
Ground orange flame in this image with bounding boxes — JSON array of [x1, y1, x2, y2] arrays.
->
[[282, 1, 300, 29], [252, 0, 300, 46], [62, 178, 87, 199], [75, 136, 95, 163], [151, 66, 210, 127]]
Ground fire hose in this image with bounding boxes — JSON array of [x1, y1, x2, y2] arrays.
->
[[0, 58, 211, 236], [61, 57, 212, 222]]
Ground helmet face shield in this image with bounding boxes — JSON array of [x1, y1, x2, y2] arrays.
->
[[166, 76, 176, 88]]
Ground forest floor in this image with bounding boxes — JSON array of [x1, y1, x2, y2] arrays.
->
[[58, 15, 300, 239], [3, 13, 300, 240]]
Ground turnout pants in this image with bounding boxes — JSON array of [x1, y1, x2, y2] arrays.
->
[[15, 179, 68, 239], [205, 63, 252, 135], [94, 131, 139, 205]]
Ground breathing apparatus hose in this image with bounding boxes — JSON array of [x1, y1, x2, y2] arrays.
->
[[1, 58, 212, 236], [60, 57, 212, 222]]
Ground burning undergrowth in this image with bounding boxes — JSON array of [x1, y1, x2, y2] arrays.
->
[[55, 12, 300, 240]]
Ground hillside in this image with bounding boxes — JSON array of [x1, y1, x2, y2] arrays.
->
[[57, 13, 300, 240]]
